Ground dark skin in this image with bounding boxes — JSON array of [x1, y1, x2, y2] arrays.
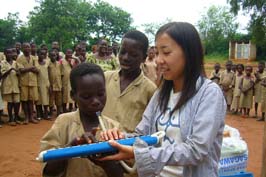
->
[[3, 49, 20, 123], [239, 67, 254, 117], [118, 38, 146, 93], [254, 63, 265, 116], [62, 49, 74, 113], [210, 64, 221, 81], [19, 43, 39, 124], [44, 74, 123, 177], [36, 50, 50, 120], [94, 40, 108, 59]]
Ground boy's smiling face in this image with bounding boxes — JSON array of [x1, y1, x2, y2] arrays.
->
[[118, 38, 145, 73], [71, 74, 106, 117]]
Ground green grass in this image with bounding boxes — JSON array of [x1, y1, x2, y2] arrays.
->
[[204, 54, 228, 64]]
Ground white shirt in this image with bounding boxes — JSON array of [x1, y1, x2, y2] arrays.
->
[[157, 89, 183, 177]]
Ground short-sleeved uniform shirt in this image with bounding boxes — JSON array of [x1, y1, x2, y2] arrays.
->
[[102, 70, 156, 133]]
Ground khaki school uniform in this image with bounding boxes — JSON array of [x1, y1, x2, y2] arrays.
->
[[1, 60, 20, 102], [231, 74, 244, 111], [254, 71, 265, 103], [61, 59, 74, 104], [260, 73, 266, 112], [16, 55, 39, 101], [0, 52, 6, 62], [48, 60, 62, 107], [220, 70, 234, 105], [40, 109, 120, 177], [240, 76, 254, 109], [209, 70, 221, 84], [36, 60, 50, 105], [141, 58, 157, 84], [102, 70, 157, 133]]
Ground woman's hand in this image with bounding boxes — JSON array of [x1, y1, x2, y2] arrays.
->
[[100, 128, 125, 141], [99, 140, 134, 161]]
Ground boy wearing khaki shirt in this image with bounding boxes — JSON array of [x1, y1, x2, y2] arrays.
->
[[102, 31, 157, 133], [17, 42, 39, 124], [48, 50, 63, 116], [1, 47, 20, 125]]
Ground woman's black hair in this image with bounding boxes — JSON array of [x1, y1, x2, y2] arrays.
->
[[156, 22, 205, 115], [70, 63, 105, 93]]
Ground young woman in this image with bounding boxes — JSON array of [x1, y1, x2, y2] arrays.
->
[[100, 22, 226, 177]]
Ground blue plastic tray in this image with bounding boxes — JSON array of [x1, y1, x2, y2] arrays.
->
[[220, 172, 254, 177]]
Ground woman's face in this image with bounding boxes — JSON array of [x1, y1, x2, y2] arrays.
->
[[155, 33, 185, 81]]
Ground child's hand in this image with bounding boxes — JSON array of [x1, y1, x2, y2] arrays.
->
[[70, 132, 97, 146], [100, 128, 125, 141]]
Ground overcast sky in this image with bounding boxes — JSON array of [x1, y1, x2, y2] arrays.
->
[[0, 0, 249, 32]]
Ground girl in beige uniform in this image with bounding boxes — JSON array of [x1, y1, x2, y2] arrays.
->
[[231, 64, 244, 114], [36, 49, 50, 120], [239, 66, 254, 117], [220, 61, 234, 111]]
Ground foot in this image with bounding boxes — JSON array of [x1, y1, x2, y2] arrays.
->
[[257, 117, 265, 121], [23, 120, 29, 125], [0, 124, 2, 128], [15, 120, 23, 125], [29, 119, 39, 124], [8, 122, 16, 126]]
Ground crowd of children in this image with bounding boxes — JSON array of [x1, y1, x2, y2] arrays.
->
[[209, 61, 266, 121]]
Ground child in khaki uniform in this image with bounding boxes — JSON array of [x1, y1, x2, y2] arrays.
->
[[220, 61, 234, 111], [36, 49, 50, 120], [102, 31, 157, 134], [209, 63, 221, 84], [61, 49, 74, 112], [231, 64, 244, 114], [40, 63, 123, 177], [1, 47, 20, 125], [239, 66, 254, 117], [48, 50, 63, 116], [259, 72, 266, 121], [253, 62, 265, 118], [17, 42, 39, 124], [142, 46, 158, 85]]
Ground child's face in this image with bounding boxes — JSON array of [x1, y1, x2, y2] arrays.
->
[[237, 66, 243, 73], [119, 38, 145, 72], [31, 44, 36, 53], [148, 49, 155, 59], [72, 74, 106, 117], [214, 64, 220, 71], [49, 51, 57, 62], [4, 49, 13, 60], [38, 50, 46, 60], [225, 63, 231, 71], [22, 43, 31, 55], [258, 64, 265, 72], [98, 40, 108, 53], [245, 67, 252, 75], [65, 49, 73, 59], [155, 33, 185, 81]]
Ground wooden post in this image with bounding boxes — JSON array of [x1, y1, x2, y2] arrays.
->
[[261, 120, 266, 177]]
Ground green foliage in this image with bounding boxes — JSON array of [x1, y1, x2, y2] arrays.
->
[[197, 5, 238, 55], [0, 0, 133, 51], [141, 18, 172, 45], [227, 0, 266, 57], [0, 13, 21, 51]]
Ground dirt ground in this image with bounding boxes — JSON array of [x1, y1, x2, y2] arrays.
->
[[0, 112, 264, 177]]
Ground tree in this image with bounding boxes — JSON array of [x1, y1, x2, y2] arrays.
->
[[197, 5, 238, 55], [90, 0, 133, 42], [227, 0, 266, 58], [142, 18, 172, 45], [27, 0, 133, 51], [28, 0, 94, 50], [0, 13, 21, 51]]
